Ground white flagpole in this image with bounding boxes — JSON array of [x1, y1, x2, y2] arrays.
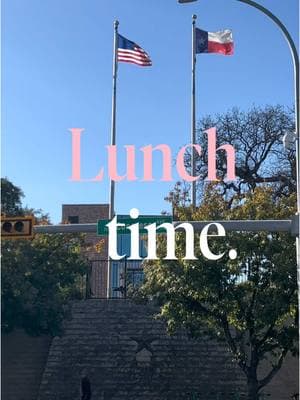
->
[[191, 14, 197, 207], [107, 20, 119, 298]]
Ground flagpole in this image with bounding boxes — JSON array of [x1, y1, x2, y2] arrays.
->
[[191, 14, 197, 207], [107, 19, 119, 298]]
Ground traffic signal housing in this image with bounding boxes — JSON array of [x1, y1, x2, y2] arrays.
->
[[1, 216, 35, 239]]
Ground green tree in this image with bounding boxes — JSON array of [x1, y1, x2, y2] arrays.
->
[[1, 178, 89, 335], [1, 177, 24, 216], [142, 104, 297, 400], [142, 187, 297, 400]]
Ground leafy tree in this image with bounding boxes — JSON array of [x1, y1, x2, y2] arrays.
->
[[142, 104, 297, 400], [1, 178, 89, 335], [142, 187, 297, 400], [1, 177, 25, 216], [177, 105, 296, 205]]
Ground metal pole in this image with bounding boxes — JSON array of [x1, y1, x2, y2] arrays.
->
[[124, 258, 127, 299], [237, 0, 299, 201], [191, 14, 197, 207], [107, 20, 119, 298], [32, 218, 298, 235], [109, 20, 119, 220], [292, 18, 299, 332], [179, 0, 300, 324], [236, 0, 300, 330]]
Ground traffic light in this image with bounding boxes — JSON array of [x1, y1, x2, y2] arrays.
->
[[1, 216, 35, 239]]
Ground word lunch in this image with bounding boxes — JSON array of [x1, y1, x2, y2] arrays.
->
[[69, 127, 236, 182]]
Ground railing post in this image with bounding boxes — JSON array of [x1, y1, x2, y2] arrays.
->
[[124, 258, 127, 299]]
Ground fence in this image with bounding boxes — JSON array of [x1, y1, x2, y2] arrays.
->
[[86, 259, 144, 299], [84, 258, 268, 299]]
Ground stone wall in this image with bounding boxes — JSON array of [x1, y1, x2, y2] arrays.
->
[[259, 353, 299, 399], [2, 330, 51, 400], [3, 301, 298, 400], [38, 300, 247, 400]]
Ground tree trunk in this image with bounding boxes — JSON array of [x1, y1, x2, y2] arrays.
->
[[247, 375, 259, 400]]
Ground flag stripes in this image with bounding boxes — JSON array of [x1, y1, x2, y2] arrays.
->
[[196, 28, 234, 55], [117, 34, 152, 66]]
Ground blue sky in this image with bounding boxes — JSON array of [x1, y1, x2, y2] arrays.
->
[[2, 0, 299, 223]]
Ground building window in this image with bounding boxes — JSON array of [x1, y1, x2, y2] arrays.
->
[[68, 216, 79, 224]]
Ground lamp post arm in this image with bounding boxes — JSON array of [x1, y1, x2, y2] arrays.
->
[[237, 0, 299, 134], [237, 1, 299, 241], [179, 0, 300, 345], [235, 0, 300, 332]]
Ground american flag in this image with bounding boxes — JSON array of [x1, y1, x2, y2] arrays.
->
[[117, 34, 152, 67]]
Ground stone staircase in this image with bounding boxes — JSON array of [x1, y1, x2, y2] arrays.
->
[[38, 299, 246, 400], [2, 330, 51, 400]]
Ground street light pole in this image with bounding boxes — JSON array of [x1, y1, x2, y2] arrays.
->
[[235, 0, 300, 292], [191, 14, 197, 208], [178, 0, 300, 313]]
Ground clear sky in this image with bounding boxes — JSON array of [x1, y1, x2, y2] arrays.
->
[[2, 0, 299, 223]]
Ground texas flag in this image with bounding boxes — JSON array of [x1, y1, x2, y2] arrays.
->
[[196, 28, 234, 55]]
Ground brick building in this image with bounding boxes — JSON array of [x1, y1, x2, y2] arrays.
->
[[62, 204, 109, 298], [62, 204, 145, 298]]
